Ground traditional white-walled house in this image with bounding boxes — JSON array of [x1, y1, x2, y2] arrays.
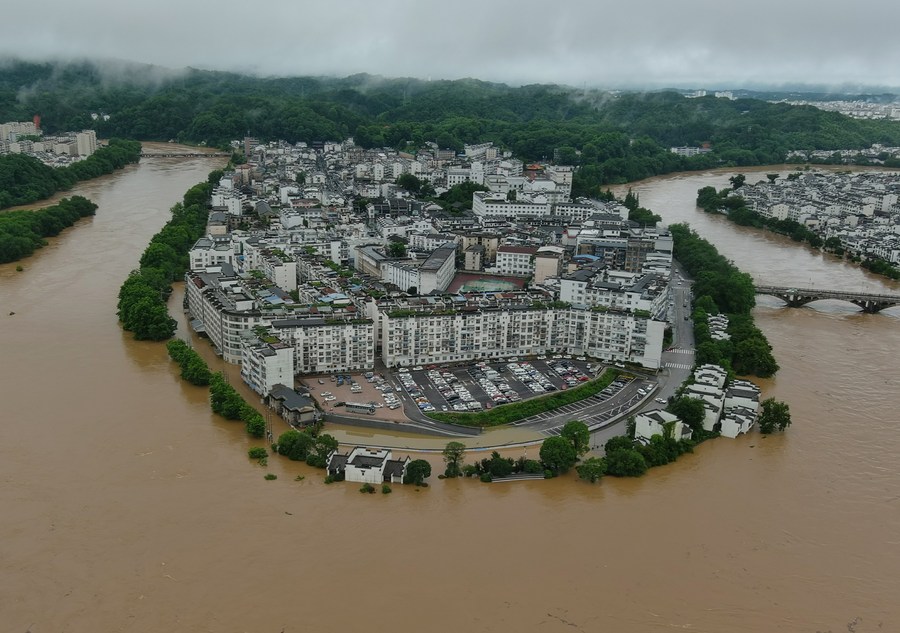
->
[[720, 406, 757, 438], [683, 382, 725, 432], [693, 364, 728, 390], [724, 380, 761, 413], [634, 410, 693, 444], [326, 447, 410, 484]]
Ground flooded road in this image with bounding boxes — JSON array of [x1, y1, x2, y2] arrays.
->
[[1, 157, 898, 632]]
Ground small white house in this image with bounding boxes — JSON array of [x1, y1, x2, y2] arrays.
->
[[724, 382, 760, 413], [326, 447, 409, 484], [693, 364, 728, 390], [634, 410, 693, 444], [720, 406, 757, 438], [683, 383, 725, 432]]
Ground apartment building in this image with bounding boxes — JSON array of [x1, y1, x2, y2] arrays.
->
[[495, 245, 538, 277], [269, 316, 375, 374], [240, 335, 295, 396], [376, 292, 664, 369]]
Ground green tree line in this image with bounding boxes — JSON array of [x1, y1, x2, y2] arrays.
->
[[0, 138, 141, 209], [116, 177, 214, 341], [6, 60, 900, 192], [669, 223, 779, 377], [165, 339, 212, 386], [0, 195, 97, 263]]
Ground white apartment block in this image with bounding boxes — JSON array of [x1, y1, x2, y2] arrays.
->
[[75, 130, 97, 156], [472, 191, 551, 218], [559, 269, 668, 321], [377, 293, 664, 369], [186, 271, 266, 363], [0, 121, 38, 141], [495, 245, 537, 277], [240, 336, 295, 396], [269, 316, 375, 374], [189, 236, 235, 270]]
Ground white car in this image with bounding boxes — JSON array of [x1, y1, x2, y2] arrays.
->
[[655, 398, 666, 405]]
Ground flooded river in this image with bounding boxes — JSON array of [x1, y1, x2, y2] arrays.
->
[[1, 158, 898, 632]]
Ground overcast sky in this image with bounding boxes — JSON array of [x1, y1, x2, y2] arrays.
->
[[3, 0, 900, 89]]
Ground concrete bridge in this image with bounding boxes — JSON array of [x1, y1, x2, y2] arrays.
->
[[755, 285, 900, 313], [140, 152, 231, 158]]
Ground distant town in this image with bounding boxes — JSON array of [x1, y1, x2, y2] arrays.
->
[[0, 119, 100, 166], [737, 171, 900, 264]]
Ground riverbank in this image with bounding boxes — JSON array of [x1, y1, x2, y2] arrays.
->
[[0, 138, 141, 210]]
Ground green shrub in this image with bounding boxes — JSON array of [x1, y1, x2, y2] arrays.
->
[[381, 484, 392, 494], [264, 473, 277, 480], [248, 447, 268, 460], [479, 473, 493, 483], [359, 483, 376, 493]]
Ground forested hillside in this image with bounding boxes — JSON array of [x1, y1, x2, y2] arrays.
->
[[4, 59, 900, 193]]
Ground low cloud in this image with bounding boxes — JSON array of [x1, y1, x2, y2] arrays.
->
[[1, 0, 898, 89]]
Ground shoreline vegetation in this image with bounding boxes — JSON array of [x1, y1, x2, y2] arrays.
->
[[0, 196, 98, 264], [116, 170, 222, 341], [669, 223, 780, 378], [697, 177, 900, 282], [0, 138, 141, 210]]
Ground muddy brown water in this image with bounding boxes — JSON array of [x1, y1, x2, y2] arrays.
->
[[1, 156, 898, 632]]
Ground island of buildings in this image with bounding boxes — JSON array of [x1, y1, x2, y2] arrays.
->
[[180, 137, 767, 445]]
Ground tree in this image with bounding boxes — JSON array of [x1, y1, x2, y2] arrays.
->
[[604, 449, 648, 477], [386, 241, 407, 258], [729, 174, 746, 189], [758, 398, 792, 434], [667, 397, 706, 433], [396, 173, 422, 194], [311, 433, 339, 465], [442, 441, 466, 478], [276, 429, 315, 461], [604, 435, 635, 454], [766, 173, 778, 183], [560, 420, 591, 456], [540, 436, 578, 474], [405, 459, 432, 485], [576, 457, 607, 483], [127, 297, 177, 340]]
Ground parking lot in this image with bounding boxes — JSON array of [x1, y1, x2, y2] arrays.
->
[[304, 372, 408, 421], [396, 357, 604, 416]]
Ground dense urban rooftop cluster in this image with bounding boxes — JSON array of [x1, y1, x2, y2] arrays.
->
[[0, 120, 99, 166], [736, 171, 900, 263], [184, 137, 681, 397], [777, 100, 900, 121]]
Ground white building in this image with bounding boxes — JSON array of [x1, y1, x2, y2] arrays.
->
[[495, 245, 538, 277], [270, 316, 375, 375], [326, 447, 410, 484], [634, 410, 693, 444], [240, 336, 295, 396]]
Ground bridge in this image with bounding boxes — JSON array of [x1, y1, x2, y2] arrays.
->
[[140, 152, 231, 158], [755, 285, 900, 313]]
